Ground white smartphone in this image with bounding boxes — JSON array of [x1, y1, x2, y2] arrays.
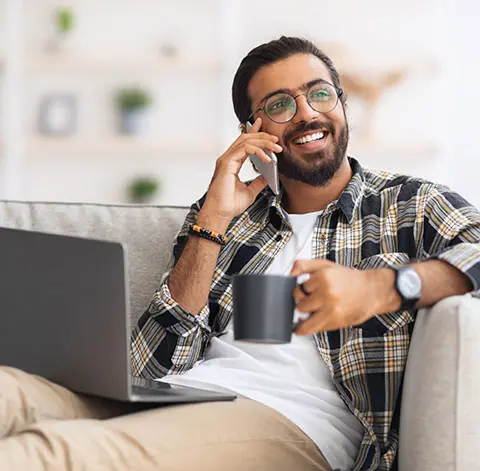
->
[[245, 121, 280, 195]]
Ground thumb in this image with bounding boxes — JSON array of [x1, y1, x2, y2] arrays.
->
[[290, 258, 333, 277], [247, 175, 268, 198]]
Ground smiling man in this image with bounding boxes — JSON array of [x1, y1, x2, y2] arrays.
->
[[1, 36, 480, 471], [129, 36, 480, 470]]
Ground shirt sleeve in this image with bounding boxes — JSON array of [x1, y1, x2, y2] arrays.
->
[[130, 196, 213, 379], [423, 185, 480, 293]]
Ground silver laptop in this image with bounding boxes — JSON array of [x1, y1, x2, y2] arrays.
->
[[0, 226, 236, 404]]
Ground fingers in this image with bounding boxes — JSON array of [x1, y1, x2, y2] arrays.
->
[[293, 284, 308, 305], [244, 141, 282, 162], [295, 310, 332, 336], [294, 281, 325, 315], [234, 138, 282, 157], [249, 117, 262, 133], [290, 258, 333, 277], [242, 118, 279, 143]]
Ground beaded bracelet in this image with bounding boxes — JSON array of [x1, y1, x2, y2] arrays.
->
[[188, 223, 228, 246]]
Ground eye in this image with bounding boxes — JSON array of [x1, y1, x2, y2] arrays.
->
[[265, 94, 295, 115], [267, 99, 289, 113], [310, 87, 332, 101]]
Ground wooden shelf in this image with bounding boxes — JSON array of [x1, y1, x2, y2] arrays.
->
[[26, 136, 220, 157], [25, 54, 222, 75]]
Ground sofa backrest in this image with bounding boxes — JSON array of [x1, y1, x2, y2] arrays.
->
[[0, 200, 189, 328]]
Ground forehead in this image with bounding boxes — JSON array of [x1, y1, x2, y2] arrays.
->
[[248, 53, 333, 106]]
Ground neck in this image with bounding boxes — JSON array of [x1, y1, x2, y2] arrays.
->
[[280, 158, 352, 214]]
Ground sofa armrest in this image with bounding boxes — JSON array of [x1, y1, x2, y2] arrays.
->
[[399, 295, 480, 471]]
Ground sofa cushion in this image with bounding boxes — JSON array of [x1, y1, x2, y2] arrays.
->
[[0, 200, 188, 328], [399, 295, 480, 471]]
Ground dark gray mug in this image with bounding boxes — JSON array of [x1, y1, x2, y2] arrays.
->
[[232, 274, 297, 344]]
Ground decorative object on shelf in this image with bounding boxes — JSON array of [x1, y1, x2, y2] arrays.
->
[[38, 94, 77, 135], [318, 42, 435, 146], [159, 41, 179, 59], [340, 70, 406, 144], [48, 6, 75, 53], [115, 87, 153, 136], [128, 176, 160, 203]]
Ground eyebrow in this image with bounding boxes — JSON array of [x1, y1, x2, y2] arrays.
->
[[257, 78, 333, 108]]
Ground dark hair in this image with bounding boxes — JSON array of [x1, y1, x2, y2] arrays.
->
[[232, 36, 345, 124]]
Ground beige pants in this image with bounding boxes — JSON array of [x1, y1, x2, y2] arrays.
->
[[0, 367, 332, 471]]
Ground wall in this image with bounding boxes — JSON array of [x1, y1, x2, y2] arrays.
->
[[0, 0, 478, 207]]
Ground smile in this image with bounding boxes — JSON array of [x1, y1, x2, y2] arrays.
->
[[292, 131, 327, 145]]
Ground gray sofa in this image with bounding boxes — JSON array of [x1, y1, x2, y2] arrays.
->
[[0, 199, 479, 471]]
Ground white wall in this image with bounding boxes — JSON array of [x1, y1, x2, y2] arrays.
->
[[450, 0, 480, 206], [0, 0, 478, 207]]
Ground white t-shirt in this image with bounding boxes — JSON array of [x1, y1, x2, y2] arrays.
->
[[159, 210, 363, 470]]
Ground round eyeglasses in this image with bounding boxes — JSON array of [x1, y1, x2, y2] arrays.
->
[[248, 81, 343, 124]]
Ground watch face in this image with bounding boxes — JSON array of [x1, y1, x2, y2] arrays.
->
[[398, 269, 422, 299]]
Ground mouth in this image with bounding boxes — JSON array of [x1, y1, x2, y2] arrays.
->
[[291, 130, 330, 152]]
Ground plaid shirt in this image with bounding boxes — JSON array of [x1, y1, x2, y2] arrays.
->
[[131, 158, 480, 471]]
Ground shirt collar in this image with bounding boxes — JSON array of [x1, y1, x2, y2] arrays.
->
[[336, 157, 365, 224], [262, 157, 365, 226]]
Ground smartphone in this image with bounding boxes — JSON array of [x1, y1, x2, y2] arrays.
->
[[245, 121, 280, 195]]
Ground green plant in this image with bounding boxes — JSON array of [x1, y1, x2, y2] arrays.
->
[[116, 88, 153, 111], [129, 177, 160, 202], [55, 7, 75, 34]]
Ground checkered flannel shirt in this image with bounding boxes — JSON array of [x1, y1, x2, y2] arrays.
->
[[131, 158, 480, 471]]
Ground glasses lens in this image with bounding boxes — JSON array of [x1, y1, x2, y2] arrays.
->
[[307, 83, 338, 113], [264, 93, 296, 123]]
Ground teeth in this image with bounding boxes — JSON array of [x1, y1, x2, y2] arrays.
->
[[294, 132, 325, 145]]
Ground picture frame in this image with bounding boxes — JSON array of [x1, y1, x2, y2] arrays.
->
[[38, 94, 77, 136]]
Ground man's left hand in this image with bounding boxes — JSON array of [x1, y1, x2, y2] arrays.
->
[[290, 259, 398, 335]]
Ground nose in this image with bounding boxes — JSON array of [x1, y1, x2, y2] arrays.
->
[[291, 95, 319, 123]]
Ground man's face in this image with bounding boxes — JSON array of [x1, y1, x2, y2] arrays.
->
[[248, 53, 349, 187]]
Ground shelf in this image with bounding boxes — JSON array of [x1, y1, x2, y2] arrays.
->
[[26, 136, 220, 157], [25, 54, 222, 75]]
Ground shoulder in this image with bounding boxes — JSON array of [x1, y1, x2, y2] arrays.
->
[[361, 166, 444, 202]]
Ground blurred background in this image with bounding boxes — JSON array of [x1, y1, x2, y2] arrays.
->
[[0, 0, 478, 207]]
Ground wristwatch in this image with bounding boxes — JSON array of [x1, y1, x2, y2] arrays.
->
[[390, 266, 422, 310]]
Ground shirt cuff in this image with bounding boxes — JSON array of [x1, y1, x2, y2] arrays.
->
[[431, 243, 480, 292], [149, 273, 211, 337]]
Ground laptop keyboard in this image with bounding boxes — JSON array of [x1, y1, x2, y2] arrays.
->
[[131, 376, 172, 391]]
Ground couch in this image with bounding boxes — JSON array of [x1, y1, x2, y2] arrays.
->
[[0, 199, 478, 471]]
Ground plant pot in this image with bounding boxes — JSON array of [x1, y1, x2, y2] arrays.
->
[[47, 33, 74, 54], [119, 109, 149, 136]]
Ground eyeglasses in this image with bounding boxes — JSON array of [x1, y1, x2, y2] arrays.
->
[[248, 80, 343, 124]]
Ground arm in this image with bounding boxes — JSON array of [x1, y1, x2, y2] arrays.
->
[[372, 185, 480, 313], [168, 211, 230, 315], [369, 260, 473, 316], [291, 186, 480, 335], [131, 118, 280, 378]]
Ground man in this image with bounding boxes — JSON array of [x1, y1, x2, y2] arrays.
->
[[130, 36, 480, 470], [0, 36, 479, 471]]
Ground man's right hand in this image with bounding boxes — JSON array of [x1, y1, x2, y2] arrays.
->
[[198, 117, 282, 232]]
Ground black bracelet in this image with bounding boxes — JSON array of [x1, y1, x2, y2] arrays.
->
[[188, 223, 227, 246]]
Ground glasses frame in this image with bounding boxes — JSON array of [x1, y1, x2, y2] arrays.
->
[[247, 80, 344, 124]]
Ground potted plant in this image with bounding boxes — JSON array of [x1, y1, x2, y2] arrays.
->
[[51, 7, 75, 52], [116, 88, 153, 136], [128, 176, 160, 203]]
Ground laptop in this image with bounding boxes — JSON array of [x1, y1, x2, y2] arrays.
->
[[0, 226, 236, 404]]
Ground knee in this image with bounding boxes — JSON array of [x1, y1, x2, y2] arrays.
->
[[0, 366, 31, 389], [15, 419, 157, 471]]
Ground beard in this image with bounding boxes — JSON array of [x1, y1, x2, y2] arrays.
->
[[277, 118, 349, 187]]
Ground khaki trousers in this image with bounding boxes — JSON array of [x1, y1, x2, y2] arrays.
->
[[0, 367, 332, 471]]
